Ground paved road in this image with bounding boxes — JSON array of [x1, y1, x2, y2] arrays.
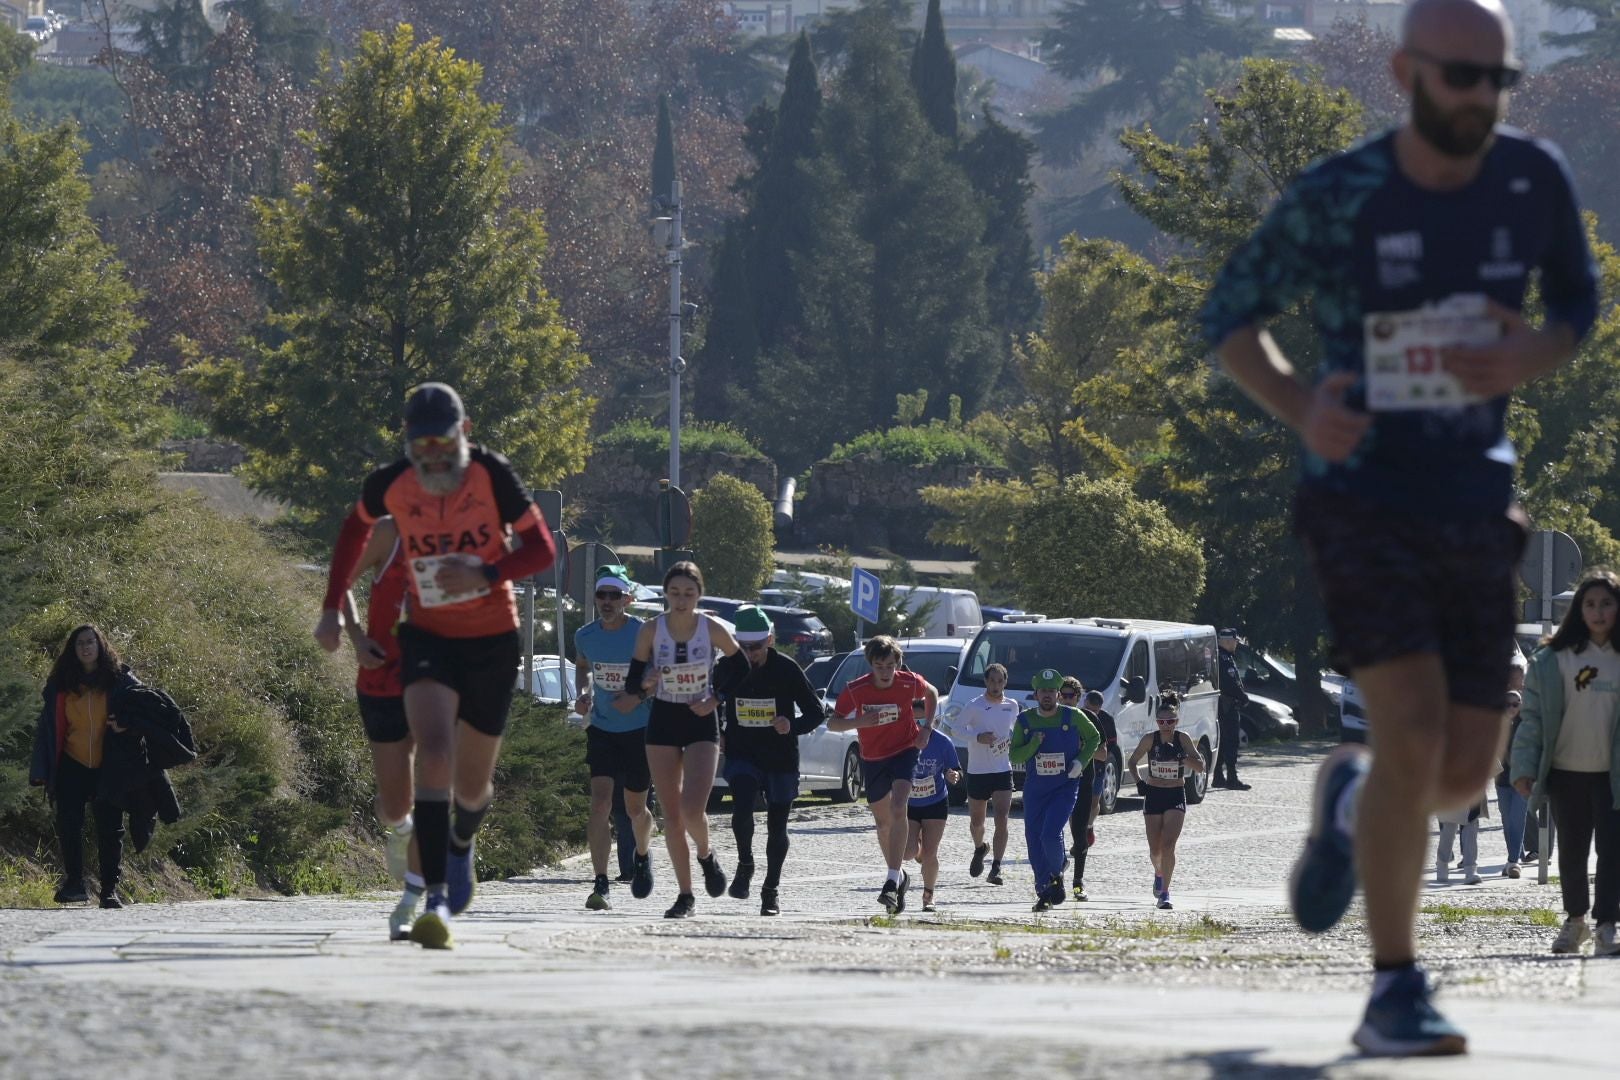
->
[[3, 741, 1615, 1078]]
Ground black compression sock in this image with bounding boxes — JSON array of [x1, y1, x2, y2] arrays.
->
[[450, 797, 491, 854], [414, 797, 451, 891]]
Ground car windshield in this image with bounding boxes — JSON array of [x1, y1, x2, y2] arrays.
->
[[955, 630, 1127, 692], [827, 649, 960, 698], [1265, 653, 1296, 679]]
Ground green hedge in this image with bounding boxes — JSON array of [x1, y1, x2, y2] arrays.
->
[[827, 423, 1005, 467], [596, 417, 764, 474]]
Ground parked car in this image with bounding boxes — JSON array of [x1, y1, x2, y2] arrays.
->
[[804, 651, 849, 695], [981, 605, 1026, 623], [1238, 693, 1298, 747], [821, 638, 967, 712], [1231, 642, 1343, 713], [698, 597, 833, 667], [889, 585, 983, 641], [515, 655, 571, 709]]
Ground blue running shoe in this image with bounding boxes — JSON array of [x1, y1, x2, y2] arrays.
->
[[1152, 873, 1164, 900], [1291, 746, 1370, 934], [1352, 966, 1467, 1057], [447, 839, 476, 916]]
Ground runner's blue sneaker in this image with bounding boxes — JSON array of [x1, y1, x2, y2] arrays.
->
[[1291, 745, 1370, 933], [1352, 965, 1467, 1057], [447, 839, 476, 916]]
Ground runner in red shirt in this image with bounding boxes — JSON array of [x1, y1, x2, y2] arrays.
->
[[831, 636, 939, 913], [315, 383, 555, 949]]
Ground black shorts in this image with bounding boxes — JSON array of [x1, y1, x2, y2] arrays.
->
[[907, 798, 949, 823], [966, 771, 1013, 801], [357, 692, 409, 744], [861, 747, 920, 805], [645, 699, 720, 748], [1143, 783, 1187, 816], [397, 626, 521, 737], [586, 725, 651, 792], [1295, 488, 1527, 711]]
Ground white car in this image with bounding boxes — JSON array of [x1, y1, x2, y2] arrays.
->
[[516, 655, 572, 709]]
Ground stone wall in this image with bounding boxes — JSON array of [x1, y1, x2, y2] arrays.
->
[[565, 449, 778, 544], [161, 439, 245, 473], [798, 459, 1008, 556]]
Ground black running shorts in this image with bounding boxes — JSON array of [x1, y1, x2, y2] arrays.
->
[[397, 625, 521, 738]]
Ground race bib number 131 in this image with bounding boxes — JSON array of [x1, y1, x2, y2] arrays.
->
[[1364, 294, 1501, 412]]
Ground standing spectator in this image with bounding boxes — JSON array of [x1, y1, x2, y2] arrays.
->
[[1495, 690, 1528, 877], [1435, 795, 1486, 885], [1510, 571, 1620, 956], [1214, 629, 1251, 790], [31, 625, 135, 907]]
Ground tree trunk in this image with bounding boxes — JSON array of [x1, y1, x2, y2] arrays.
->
[[1290, 546, 1333, 736]]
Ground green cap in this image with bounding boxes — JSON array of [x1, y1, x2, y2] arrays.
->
[[733, 605, 774, 643], [1031, 668, 1064, 690], [595, 564, 634, 591]]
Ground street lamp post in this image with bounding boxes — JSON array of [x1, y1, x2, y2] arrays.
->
[[664, 180, 684, 490]]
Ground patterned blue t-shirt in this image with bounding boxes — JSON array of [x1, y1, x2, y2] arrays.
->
[[1200, 128, 1598, 517]]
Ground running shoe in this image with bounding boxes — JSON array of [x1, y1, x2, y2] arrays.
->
[[969, 843, 989, 878], [1227, 779, 1252, 792], [409, 899, 454, 950], [1157, 895, 1173, 911], [664, 892, 696, 919], [1045, 876, 1066, 907], [879, 878, 900, 913], [728, 859, 754, 900], [1073, 884, 1088, 902], [1552, 916, 1591, 955], [1594, 922, 1619, 957], [1032, 895, 1051, 913], [895, 870, 911, 914], [99, 894, 123, 910], [384, 820, 413, 883], [1463, 871, 1482, 886], [1290, 745, 1369, 934], [760, 887, 780, 917], [631, 852, 654, 899], [1351, 965, 1467, 1057], [698, 852, 728, 898], [389, 895, 419, 941], [586, 874, 612, 911], [1153, 873, 1164, 900], [446, 838, 476, 916], [54, 881, 88, 904], [1504, 862, 1521, 879], [921, 888, 936, 913], [616, 871, 635, 883], [985, 864, 1004, 886]]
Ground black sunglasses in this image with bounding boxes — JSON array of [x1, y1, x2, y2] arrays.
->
[[595, 590, 625, 601], [1407, 48, 1521, 91], [742, 640, 769, 651]]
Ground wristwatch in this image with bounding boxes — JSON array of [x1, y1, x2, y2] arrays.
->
[[480, 562, 500, 584]]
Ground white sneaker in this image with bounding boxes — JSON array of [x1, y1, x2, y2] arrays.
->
[[1504, 862, 1521, 879], [388, 894, 419, 941], [384, 821, 414, 883], [1551, 916, 1591, 955], [1595, 922, 1620, 957], [1463, 871, 1482, 885]]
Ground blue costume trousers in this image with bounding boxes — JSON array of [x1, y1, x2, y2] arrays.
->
[[1024, 777, 1080, 887]]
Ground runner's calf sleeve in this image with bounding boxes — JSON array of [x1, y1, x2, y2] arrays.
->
[[450, 796, 493, 854], [763, 801, 791, 889], [414, 794, 451, 891]]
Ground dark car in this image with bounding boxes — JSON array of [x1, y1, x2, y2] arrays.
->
[[699, 597, 835, 668], [804, 651, 850, 695]]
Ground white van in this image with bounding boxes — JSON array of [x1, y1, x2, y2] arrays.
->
[[890, 585, 983, 641], [940, 617, 1222, 813]]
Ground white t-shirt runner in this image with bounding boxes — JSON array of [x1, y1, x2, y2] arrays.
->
[[954, 694, 1019, 774]]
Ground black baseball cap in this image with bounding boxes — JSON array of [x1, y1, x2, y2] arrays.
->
[[1218, 627, 1241, 638], [404, 382, 465, 439]]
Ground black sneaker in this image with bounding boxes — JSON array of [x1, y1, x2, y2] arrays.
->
[[698, 853, 728, 898], [99, 894, 123, 910], [969, 843, 989, 878], [1046, 876, 1066, 907], [895, 870, 911, 914], [1351, 964, 1467, 1056], [760, 887, 780, 916], [586, 874, 611, 911], [1032, 895, 1051, 912], [664, 892, 696, 919], [728, 860, 754, 900], [615, 871, 635, 883], [54, 881, 88, 904], [986, 864, 1004, 886], [1228, 779, 1252, 792], [631, 853, 654, 900], [878, 878, 899, 913]]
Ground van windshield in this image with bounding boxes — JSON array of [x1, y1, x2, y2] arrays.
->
[[957, 631, 1128, 692]]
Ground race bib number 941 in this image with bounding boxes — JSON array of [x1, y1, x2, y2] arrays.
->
[[1364, 294, 1501, 412]]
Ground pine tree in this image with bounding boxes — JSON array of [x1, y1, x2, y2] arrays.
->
[[651, 92, 676, 211], [910, 0, 958, 144]]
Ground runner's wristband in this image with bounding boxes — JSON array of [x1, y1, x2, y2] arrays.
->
[[625, 657, 649, 699]]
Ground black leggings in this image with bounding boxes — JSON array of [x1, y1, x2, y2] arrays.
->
[[1547, 769, 1620, 924], [728, 777, 792, 890], [1070, 768, 1096, 885], [54, 756, 125, 896]]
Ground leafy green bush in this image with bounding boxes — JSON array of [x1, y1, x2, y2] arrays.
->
[[689, 473, 776, 600], [827, 422, 1004, 467], [478, 698, 589, 879], [596, 417, 765, 475]]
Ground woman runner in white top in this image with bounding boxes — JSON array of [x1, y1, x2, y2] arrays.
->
[[615, 560, 740, 918]]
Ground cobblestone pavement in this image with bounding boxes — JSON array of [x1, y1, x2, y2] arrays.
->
[[4, 741, 1617, 1079]]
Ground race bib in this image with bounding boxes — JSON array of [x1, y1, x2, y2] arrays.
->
[[592, 662, 629, 694], [1149, 759, 1183, 782], [1034, 752, 1065, 777], [409, 554, 491, 608], [911, 773, 938, 799], [659, 661, 709, 697], [1363, 295, 1500, 412], [862, 704, 900, 726], [736, 697, 777, 729]]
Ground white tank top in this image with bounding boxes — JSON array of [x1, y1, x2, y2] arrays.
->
[[652, 614, 714, 704]]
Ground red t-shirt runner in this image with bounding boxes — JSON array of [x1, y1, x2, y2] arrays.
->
[[835, 670, 927, 762]]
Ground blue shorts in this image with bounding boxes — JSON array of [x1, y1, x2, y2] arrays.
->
[[722, 757, 799, 805], [861, 747, 920, 805]]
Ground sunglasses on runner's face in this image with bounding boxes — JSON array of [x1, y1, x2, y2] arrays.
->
[[410, 433, 459, 451], [1406, 48, 1521, 91], [1157, 715, 1178, 724], [1059, 691, 1078, 699], [742, 641, 769, 652], [594, 590, 624, 601]]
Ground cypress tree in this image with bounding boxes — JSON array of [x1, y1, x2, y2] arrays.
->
[[651, 92, 677, 210], [960, 114, 1040, 342], [910, 0, 958, 144]]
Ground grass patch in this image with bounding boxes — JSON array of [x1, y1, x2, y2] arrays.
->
[[0, 856, 58, 908], [1423, 902, 1560, 926]]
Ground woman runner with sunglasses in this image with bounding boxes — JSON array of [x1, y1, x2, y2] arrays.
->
[[1127, 691, 1205, 910]]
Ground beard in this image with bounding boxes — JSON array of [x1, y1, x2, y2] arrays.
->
[[1412, 74, 1498, 159], [407, 439, 470, 495]]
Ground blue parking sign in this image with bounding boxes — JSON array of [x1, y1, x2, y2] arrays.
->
[[850, 566, 880, 624]]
